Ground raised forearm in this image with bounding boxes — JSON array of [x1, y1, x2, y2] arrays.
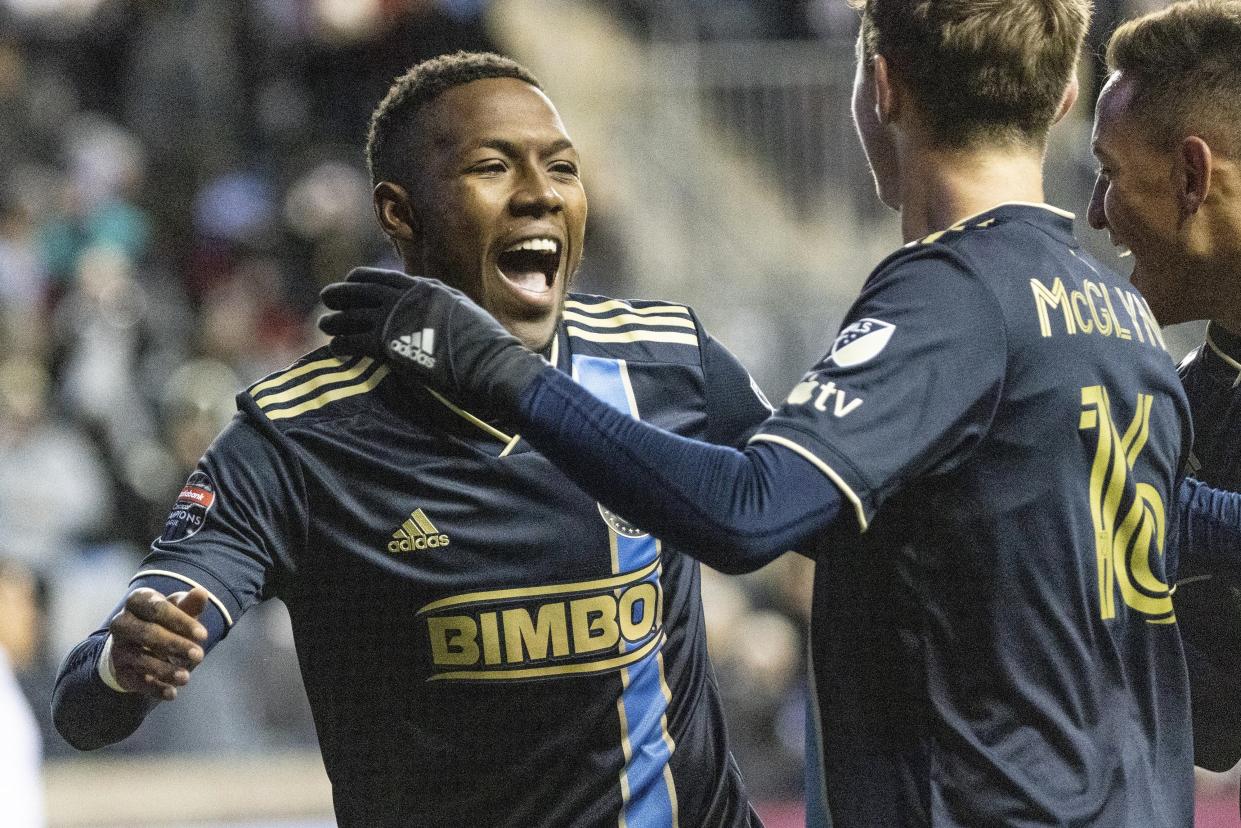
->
[[515, 367, 841, 573]]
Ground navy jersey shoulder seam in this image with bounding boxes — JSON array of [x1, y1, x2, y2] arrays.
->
[[563, 292, 700, 361], [233, 398, 312, 574], [882, 239, 1012, 468], [930, 239, 1012, 467], [244, 355, 391, 428]]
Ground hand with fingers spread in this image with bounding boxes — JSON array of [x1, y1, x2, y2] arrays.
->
[[319, 267, 549, 408], [106, 587, 210, 701]]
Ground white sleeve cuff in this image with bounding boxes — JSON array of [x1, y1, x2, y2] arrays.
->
[[97, 635, 130, 693]]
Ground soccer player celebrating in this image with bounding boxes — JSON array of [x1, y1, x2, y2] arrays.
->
[[320, 2, 1202, 825], [1087, 0, 1241, 781], [52, 52, 770, 827]]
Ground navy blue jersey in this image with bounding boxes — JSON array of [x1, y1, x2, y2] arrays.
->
[[1173, 324, 1241, 770], [754, 204, 1193, 826], [130, 295, 768, 827]]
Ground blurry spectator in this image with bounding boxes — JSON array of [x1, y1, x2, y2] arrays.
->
[[0, 355, 112, 572], [282, 159, 377, 298], [721, 607, 804, 789], [121, 0, 246, 175], [158, 357, 241, 476], [38, 116, 150, 289], [0, 554, 44, 828], [54, 245, 156, 457], [612, 0, 826, 40], [192, 171, 275, 247], [0, 182, 49, 323], [701, 566, 809, 799], [195, 257, 311, 380]]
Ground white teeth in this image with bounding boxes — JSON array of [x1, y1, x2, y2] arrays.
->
[[503, 238, 559, 254]]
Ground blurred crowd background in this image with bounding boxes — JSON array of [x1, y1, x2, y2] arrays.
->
[[0, 0, 1207, 825]]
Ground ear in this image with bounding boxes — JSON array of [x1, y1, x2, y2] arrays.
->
[[1178, 136, 1212, 216], [1053, 72, 1079, 125], [373, 182, 419, 245], [873, 54, 899, 125]]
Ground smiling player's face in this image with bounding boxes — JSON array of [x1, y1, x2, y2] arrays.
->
[[408, 77, 587, 351], [1087, 74, 1189, 324]]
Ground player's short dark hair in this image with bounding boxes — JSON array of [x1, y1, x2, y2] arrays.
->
[[1107, 0, 1241, 156], [366, 51, 542, 192], [850, 0, 1090, 149]]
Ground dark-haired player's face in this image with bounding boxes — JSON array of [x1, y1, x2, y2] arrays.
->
[[409, 77, 587, 351], [1088, 75, 1189, 324]]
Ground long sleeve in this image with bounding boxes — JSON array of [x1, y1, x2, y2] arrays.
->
[[516, 366, 843, 574], [51, 573, 230, 750], [51, 632, 157, 750], [52, 412, 301, 750]]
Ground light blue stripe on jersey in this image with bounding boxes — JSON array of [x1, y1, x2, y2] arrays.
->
[[573, 354, 676, 828]]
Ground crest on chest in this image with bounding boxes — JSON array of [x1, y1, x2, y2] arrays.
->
[[597, 503, 648, 538]]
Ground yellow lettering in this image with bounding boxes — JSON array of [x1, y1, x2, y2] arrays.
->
[[570, 595, 620, 653], [503, 604, 570, 663], [428, 616, 479, 665], [1070, 290, 1094, 334], [1100, 285, 1131, 340], [1083, 281, 1113, 337], [619, 582, 659, 642], [1135, 295, 1167, 351], [1113, 289, 1146, 344], [1030, 277, 1076, 337], [1080, 387, 1173, 622], [479, 612, 502, 664]]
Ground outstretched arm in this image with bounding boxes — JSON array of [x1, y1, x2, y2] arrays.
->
[[53, 583, 223, 750], [53, 412, 300, 750], [517, 366, 842, 572], [320, 270, 847, 572]]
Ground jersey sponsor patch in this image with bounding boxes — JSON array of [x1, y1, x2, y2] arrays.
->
[[416, 560, 666, 681], [161, 471, 216, 543], [784, 377, 864, 417], [830, 318, 895, 367]]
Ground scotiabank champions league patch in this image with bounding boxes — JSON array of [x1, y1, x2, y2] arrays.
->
[[161, 471, 216, 543]]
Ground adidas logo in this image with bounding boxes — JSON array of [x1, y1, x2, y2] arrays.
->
[[390, 328, 437, 370], [388, 508, 450, 552]]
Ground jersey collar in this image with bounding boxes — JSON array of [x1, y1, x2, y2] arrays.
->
[[909, 202, 1077, 248], [974, 202, 1076, 241]]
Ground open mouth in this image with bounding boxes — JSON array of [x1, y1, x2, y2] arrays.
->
[[496, 237, 561, 296]]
